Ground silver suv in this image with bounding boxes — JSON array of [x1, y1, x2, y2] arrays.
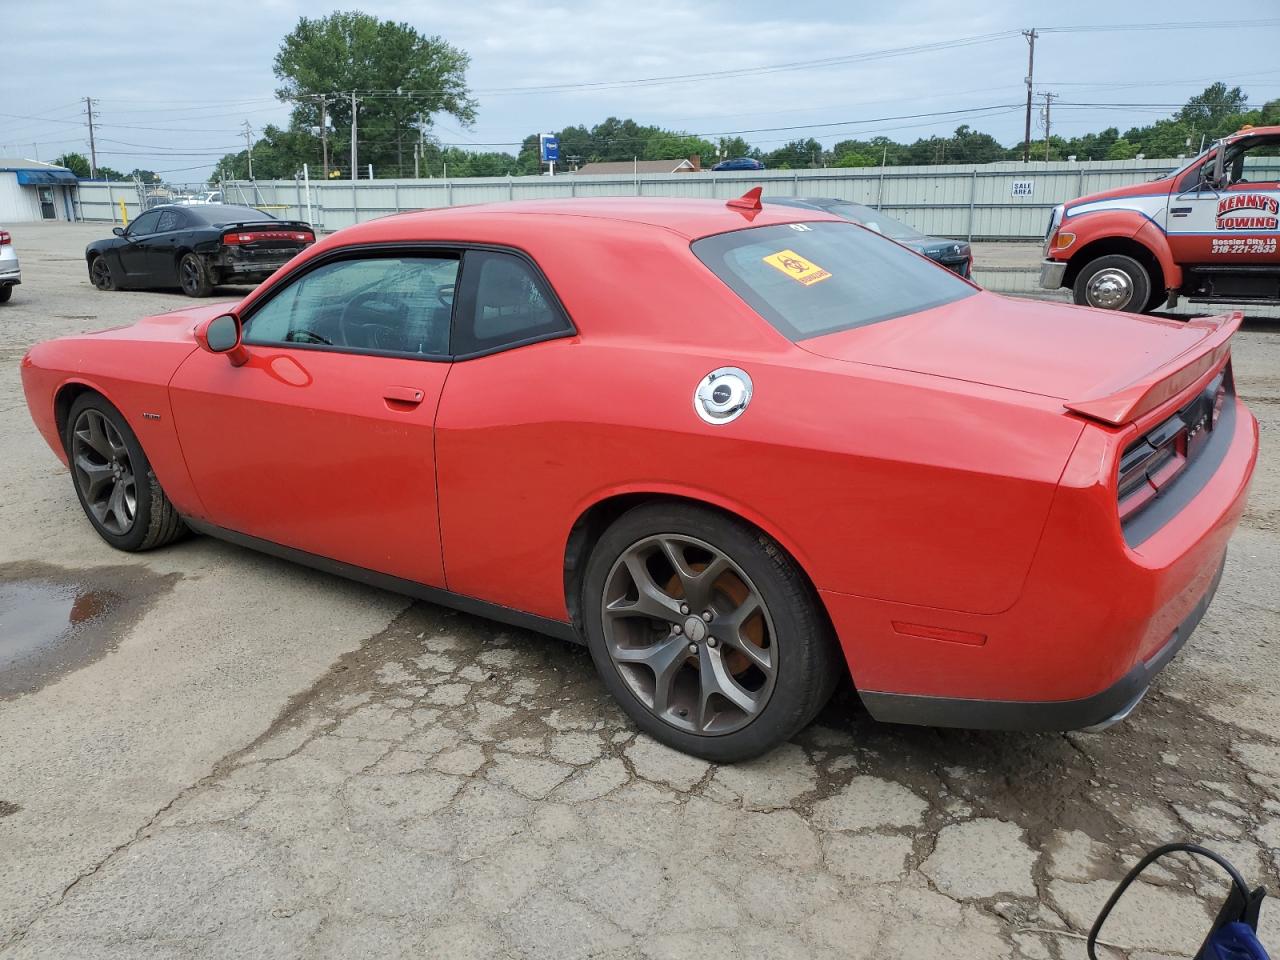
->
[[0, 228, 19, 303]]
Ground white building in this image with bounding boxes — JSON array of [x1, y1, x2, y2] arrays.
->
[[0, 159, 78, 222]]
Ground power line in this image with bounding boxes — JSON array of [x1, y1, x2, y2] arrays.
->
[[1040, 18, 1280, 33]]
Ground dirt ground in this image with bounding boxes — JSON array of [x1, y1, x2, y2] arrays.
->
[[0, 222, 1277, 959]]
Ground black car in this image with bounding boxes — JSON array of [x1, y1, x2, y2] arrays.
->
[[87, 204, 315, 297], [766, 197, 973, 278]]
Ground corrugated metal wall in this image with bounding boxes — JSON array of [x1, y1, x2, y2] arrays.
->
[[0, 175, 78, 222], [70, 157, 1197, 238]]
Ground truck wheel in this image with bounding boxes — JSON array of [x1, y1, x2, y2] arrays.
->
[[1073, 255, 1152, 313], [178, 253, 213, 297]]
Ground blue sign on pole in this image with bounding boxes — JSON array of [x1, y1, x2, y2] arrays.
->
[[540, 135, 560, 163]]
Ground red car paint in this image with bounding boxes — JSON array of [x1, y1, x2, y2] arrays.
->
[[21, 197, 1258, 725], [1043, 125, 1280, 309]]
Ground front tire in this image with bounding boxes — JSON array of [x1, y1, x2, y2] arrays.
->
[[89, 255, 116, 291], [178, 253, 213, 297], [1072, 254, 1152, 313], [582, 502, 840, 762], [65, 394, 187, 552]]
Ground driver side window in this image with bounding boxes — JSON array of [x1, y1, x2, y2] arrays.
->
[[127, 211, 161, 236], [243, 254, 460, 358]]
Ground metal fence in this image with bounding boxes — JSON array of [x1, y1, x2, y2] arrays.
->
[[70, 157, 1204, 239]]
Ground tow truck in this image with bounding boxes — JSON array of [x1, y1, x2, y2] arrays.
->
[[1041, 124, 1280, 313]]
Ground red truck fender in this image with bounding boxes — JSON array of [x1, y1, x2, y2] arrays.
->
[[1056, 208, 1182, 294]]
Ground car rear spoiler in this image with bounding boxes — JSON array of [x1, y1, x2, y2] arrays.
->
[[218, 220, 314, 232], [1064, 311, 1242, 426]]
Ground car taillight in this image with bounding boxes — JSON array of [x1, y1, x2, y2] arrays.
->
[[1116, 370, 1228, 523], [222, 230, 314, 245], [0, 230, 10, 245]]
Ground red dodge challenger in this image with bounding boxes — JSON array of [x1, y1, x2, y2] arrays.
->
[[21, 192, 1258, 761]]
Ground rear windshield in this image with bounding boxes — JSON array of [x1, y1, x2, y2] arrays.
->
[[692, 221, 975, 341], [827, 203, 923, 241], [186, 204, 277, 225]]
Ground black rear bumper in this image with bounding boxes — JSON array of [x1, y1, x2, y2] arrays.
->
[[858, 558, 1224, 732]]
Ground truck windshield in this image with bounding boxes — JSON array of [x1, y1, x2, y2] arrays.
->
[[692, 221, 976, 342]]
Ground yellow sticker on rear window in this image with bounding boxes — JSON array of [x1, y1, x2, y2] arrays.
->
[[761, 249, 831, 286]]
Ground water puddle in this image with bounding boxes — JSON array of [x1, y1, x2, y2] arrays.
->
[[0, 562, 179, 698]]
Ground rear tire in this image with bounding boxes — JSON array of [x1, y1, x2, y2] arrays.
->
[[0, 285, 11, 304], [178, 253, 213, 297], [64, 394, 187, 552], [1072, 254, 1152, 313], [582, 502, 840, 762]]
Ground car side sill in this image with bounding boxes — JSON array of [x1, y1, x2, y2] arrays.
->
[[183, 517, 582, 645], [858, 556, 1224, 732]]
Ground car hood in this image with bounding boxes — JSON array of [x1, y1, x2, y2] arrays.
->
[[797, 291, 1226, 402], [1065, 178, 1172, 212], [89, 302, 238, 344]]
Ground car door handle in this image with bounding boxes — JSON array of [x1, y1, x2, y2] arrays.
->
[[383, 386, 425, 407]]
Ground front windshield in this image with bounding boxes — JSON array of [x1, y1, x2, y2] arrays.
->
[[692, 220, 976, 342], [1168, 143, 1217, 182], [827, 203, 924, 241]]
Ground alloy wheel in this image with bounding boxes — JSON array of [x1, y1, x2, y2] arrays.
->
[[180, 258, 200, 295], [601, 534, 777, 735], [71, 409, 137, 535], [91, 258, 112, 290]]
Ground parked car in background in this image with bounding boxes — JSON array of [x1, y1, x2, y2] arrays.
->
[[768, 197, 974, 277], [711, 157, 765, 172], [86, 204, 315, 297], [176, 191, 223, 205], [1041, 124, 1280, 312], [24, 192, 1257, 761], [0, 227, 20, 303]]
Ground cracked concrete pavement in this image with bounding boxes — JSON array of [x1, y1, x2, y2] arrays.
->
[[1, 223, 1278, 958]]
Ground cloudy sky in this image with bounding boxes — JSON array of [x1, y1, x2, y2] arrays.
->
[[2, 0, 1278, 182]]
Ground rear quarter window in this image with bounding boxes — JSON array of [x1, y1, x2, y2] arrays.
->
[[692, 221, 976, 341]]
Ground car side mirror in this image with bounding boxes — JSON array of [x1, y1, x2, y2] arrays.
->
[[195, 313, 249, 366], [112, 226, 125, 237]]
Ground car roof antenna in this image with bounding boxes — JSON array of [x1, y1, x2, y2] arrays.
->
[[726, 187, 763, 211]]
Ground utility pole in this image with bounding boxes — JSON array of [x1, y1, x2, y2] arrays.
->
[[350, 92, 360, 182], [317, 95, 329, 179], [1040, 92, 1059, 162], [84, 97, 98, 178], [242, 121, 254, 180], [1022, 28, 1038, 163]]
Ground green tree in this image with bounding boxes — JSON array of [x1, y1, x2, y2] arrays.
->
[[1177, 83, 1248, 132], [273, 10, 477, 177], [1107, 138, 1138, 160], [763, 138, 825, 169], [53, 152, 90, 177], [129, 169, 161, 183]]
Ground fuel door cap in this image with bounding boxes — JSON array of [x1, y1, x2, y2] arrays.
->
[[694, 367, 753, 424]]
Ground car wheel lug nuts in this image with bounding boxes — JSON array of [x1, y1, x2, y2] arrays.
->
[[688, 643, 698, 654], [672, 624, 682, 635], [707, 638, 718, 648], [702, 611, 713, 622], [680, 604, 689, 615]]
